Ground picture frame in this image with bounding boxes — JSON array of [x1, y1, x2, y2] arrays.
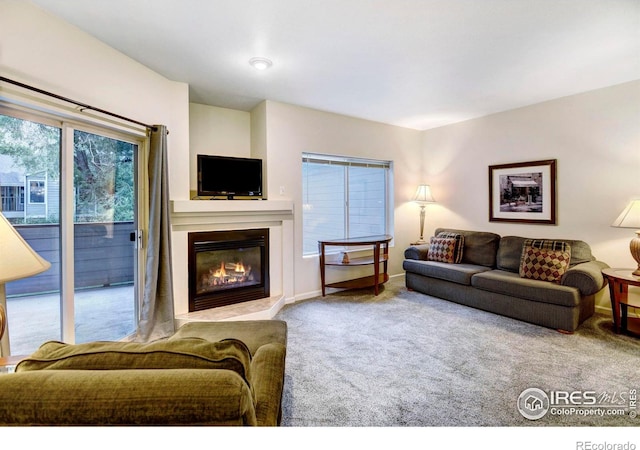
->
[[488, 159, 557, 224]]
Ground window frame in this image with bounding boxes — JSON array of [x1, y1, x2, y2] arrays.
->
[[1, 186, 25, 212], [28, 179, 46, 204], [302, 152, 393, 256]]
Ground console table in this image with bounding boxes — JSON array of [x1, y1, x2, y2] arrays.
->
[[318, 235, 392, 296]]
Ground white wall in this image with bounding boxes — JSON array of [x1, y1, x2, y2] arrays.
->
[[188, 103, 251, 194], [421, 80, 640, 311], [195, 86, 640, 307], [250, 101, 269, 197], [190, 100, 423, 299], [1, 0, 190, 318], [256, 101, 423, 298], [14, 0, 635, 313], [0, 0, 190, 202]]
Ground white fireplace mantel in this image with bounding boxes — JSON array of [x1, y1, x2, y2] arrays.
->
[[170, 199, 294, 228]]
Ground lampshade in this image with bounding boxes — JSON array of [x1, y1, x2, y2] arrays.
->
[[611, 200, 640, 229], [612, 200, 640, 277], [0, 213, 51, 283], [412, 184, 436, 204]]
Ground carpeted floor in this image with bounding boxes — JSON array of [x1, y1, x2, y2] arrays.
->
[[275, 277, 640, 427]]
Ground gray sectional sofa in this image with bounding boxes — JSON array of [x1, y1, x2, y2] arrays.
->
[[403, 228, 609, 332]]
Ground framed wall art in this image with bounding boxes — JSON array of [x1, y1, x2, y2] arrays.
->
[[488, 159, 557, 224]]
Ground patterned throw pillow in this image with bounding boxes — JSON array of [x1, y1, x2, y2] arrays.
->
[[522, 238, 570, 253], [436, 231, 465, 263], [427, 237, 457, 264], [519, 245, 571, 283]]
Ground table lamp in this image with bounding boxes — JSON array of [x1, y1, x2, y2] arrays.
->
[[611, 199, 640, 276], [412, 184, 436, 244], [0, 213, 51, 356]]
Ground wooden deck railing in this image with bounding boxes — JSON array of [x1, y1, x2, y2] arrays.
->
[[6, 222, 135, 296]]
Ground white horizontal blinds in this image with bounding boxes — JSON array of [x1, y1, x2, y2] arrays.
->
[[302, 154, 391, 169], [348, 164, 386, 237], [302, 157, 345, 255], [302, 153, 390, 255]]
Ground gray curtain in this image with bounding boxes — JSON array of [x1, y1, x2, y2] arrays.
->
[[136, 125, 175, 342]]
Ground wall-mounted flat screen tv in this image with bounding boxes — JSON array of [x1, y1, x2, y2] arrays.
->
[[197, 154, 263, 199]]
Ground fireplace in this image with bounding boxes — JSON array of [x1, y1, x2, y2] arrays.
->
[[188, 229, 270, 311]]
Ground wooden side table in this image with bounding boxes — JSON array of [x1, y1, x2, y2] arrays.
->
[[602, 268, 640, 336], [318, 235, 393, 296]]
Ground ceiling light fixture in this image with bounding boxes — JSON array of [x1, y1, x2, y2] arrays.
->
[[249, 57, 273, 70]]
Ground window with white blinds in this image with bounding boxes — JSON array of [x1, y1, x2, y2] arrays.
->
[[302, 153, 392, 255]]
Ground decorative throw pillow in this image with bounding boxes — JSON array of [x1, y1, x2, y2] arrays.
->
[[522, 238, 570, 253], [427, 236, 457, 263], [436, 231, 465, 263], [519, 245, 571, 283]]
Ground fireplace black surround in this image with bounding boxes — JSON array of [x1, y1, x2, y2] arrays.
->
[[188, 228, 270, 311]]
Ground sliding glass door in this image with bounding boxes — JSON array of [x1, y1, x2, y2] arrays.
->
[[0, 108, 143, 355], [0, 113, 62, 351], [72, 129, 139, 345]]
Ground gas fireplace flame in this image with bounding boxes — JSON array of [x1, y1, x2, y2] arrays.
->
[[214, 262, 226, 278], [200, 259, 254, 292]]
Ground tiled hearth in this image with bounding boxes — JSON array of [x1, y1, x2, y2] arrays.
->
[[174, 295, 284, 327], [170, 199, 294, 326]]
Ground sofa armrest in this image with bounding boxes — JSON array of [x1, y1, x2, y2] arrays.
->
[[404, 244, 429, 261], [251, 343, 287, 426], [0, 369, 257, 425], [561, 260, 610, 296]]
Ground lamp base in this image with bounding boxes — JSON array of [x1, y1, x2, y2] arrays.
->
[[0, 284, 9, 357], [631, 232, 640, 277]]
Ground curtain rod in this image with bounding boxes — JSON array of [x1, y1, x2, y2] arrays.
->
[[0, 76, 158, 132]]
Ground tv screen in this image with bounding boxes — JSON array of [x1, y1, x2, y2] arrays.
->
[[197, 155, 263, 199]]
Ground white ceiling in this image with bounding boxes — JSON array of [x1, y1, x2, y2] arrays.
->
[[31, 0, 640, 130]]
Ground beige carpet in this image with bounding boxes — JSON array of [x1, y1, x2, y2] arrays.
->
[[276, 277, 640, 427]]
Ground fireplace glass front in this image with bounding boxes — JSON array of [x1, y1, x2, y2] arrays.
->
[[188, 229, 269, 311]]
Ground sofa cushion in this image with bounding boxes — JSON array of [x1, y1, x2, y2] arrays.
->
[[16, 338, 253, 386], [426, 236, 457, 263], [471, 269, 580, 307], [519, 244, 571, 283], [403, 259, 491, 286], [435, 228, 501, 267], [497, 236, 595, 272], [436, 231, 465, 263], [523, 239, 570, 253]]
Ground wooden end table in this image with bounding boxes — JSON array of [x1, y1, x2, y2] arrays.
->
[[602, 268, 640, 336]]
